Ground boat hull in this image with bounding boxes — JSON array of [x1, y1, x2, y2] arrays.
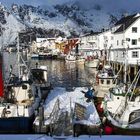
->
[[0, 115, 35, 133], [104, 118, 140, 135], [85, 59, 99, 68]]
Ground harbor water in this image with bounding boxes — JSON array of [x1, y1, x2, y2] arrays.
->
[[2, 52, 96, 90]]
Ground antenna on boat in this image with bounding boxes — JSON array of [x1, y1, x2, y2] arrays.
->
[[17, 32, 29, 81], [17, 32, 21, 79]]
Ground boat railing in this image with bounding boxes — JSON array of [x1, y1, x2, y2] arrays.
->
[[49, 98, 72, 135], [49, 98, 61, 135], [49, 98, 60, 123], [113, 99, 127, 122]]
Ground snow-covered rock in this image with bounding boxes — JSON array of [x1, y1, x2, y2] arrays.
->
[[0, 0, 140, 46]]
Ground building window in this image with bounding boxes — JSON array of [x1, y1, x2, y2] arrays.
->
[[132, 27, 137, 33], [132, 39, 137, 45], [117, 40, 119, 46], [122, 40, 124, 45], [111, 36, 114, 40], [132, 51, 138, 58]]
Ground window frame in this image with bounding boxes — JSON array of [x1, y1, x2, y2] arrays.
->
[[132, 39, 137, 45], [132, 51, 139, 58], [132, 27, 137, 33]]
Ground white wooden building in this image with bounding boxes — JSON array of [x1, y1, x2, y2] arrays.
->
[[110, 13, 140, 65], [79, 32, 101, 58], [79, 13, 140, 65]]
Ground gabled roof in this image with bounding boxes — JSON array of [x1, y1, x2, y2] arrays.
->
[[115, 14, 137, 26], [81, 31, 102, 37], [114, 14, 140, 34]]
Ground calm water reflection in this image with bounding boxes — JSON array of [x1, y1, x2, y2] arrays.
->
[[3, 52, 96, 89]]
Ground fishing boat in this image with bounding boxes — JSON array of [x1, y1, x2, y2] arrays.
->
[[30, 52, 40, 59], [0, 52, 41, 133], [76, 55, 85, 65], [65, 53, 76, 63], [94, 64, 118, 97], [84, 56, 99, 68], [102, 68, 140, 134], [0, 35, 43, 133], [30, 63, 52, 100]]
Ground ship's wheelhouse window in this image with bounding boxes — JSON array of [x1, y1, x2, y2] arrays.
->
[[132, 27, 137, 33], [107, 80, 110, 85], [132, 39, 137, 45], [22, 84, 27, 90], [132, 51, 139, 58], [101, 79, 104, 84]]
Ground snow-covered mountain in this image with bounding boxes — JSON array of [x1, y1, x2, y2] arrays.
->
[[0, 0, 140, 46]]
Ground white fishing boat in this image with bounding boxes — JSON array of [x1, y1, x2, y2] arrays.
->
[[30, 52, 40, 59], [94, 64, 118, 97], [84, 57, 99, 68], [0, 35, 42, 133], [65, 53, 76, 63], [0, 54, 41, 133], [30, 64, 52, 100], [76, 55, 85, 65], [101, 67, 140, 134]]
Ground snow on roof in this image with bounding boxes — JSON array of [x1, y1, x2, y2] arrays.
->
[[42, 87, 100, 126]]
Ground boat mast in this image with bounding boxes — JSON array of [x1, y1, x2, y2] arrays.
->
[[17, 32, 30, 81], [17, 32, 21, 79]]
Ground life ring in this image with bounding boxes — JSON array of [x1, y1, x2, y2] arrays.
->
[[5, 110, 11, 114]]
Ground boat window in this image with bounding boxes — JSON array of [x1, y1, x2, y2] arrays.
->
[[117, 97, 119, 100], [108, 69, 114, 76], [129, 110, 140, 124], [7, 105, 10, 109], [107, 80, 110, 85], [101, 79, 104, 84], [22, 84, 28, 90]]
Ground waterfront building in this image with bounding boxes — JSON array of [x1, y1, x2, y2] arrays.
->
[[79, 13, 140, 66], [79, 32, 101, 58], [110, 13, 140, 65]]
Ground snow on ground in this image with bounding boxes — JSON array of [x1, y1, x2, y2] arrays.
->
[[42, 87, 100, 125], [0, 135, 140, 140]]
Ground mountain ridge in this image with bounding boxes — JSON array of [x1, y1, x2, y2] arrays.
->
[[0, 0, 139, 46]]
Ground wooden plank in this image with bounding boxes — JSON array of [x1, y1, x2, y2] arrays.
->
[[74, 103, 86, 120]]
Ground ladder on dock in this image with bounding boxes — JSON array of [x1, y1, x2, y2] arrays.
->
[[49, 99, 73, 136]]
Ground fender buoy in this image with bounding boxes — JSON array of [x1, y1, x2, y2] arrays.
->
[[97, 103, 103, 113], [104, 126, 113, 135], [96, 75, 99, 84]]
